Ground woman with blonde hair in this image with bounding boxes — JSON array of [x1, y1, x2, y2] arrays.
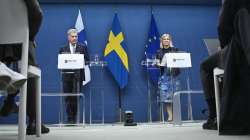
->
[[156, 33, 180, 121], [159, 34, 174, 49]]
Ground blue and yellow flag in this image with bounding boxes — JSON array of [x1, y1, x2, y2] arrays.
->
[[104, 13, 129, 89]]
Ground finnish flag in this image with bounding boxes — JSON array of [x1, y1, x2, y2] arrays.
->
[[75, 10, 91, 86]]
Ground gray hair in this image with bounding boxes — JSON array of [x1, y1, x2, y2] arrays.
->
[[67, 28, 78, 36], [160, 33, 174, 49]]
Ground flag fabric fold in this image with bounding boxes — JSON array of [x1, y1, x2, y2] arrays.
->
[[75, 9, 91, 86], [145, 14, 160, 84], [104, 13, 129, 89]]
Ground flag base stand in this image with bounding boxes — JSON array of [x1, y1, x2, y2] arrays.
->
[[124, 110, 137, 126]]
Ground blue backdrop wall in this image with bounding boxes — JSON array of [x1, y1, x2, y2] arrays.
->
[[0, 4, 219, 124]]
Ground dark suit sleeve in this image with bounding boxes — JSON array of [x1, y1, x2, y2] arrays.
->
[[156, 50, 161, 60], [218, 0, 240, 48], [59, 47, 64, 54], [82, 44, 90, 65], [76, 44, 89, 82], [24, 0, 43, 41]]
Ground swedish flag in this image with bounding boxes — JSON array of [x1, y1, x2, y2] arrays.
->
[[104, 13, 129, 89]]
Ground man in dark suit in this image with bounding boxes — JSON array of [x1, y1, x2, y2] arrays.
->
[[0, 0, 49, 135], [200, 0, 250, 134], [59, 28, 89, 124]]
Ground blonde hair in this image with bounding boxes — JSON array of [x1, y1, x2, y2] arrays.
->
[[160, 33, 174, 49]]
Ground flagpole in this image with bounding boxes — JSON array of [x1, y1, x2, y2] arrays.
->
[[118, 87, 122, 123], [113, 9, 121, 124], [104, 12, 128, 124], [147, 5, 153, 122]]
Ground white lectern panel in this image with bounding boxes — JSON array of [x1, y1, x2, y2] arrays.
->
[[161, 53, 192, 68], [58, 54, 84, 69]]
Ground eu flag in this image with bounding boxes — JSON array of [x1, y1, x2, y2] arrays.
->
[[104, 13, 129, 89], [145, 14, 160, 84]]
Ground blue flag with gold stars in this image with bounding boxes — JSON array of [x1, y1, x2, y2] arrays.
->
[[104, 13, 129, 89], [145, 14, 160, 84]]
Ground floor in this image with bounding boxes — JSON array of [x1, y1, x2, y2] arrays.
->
[[0, 122, 249, 140]]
